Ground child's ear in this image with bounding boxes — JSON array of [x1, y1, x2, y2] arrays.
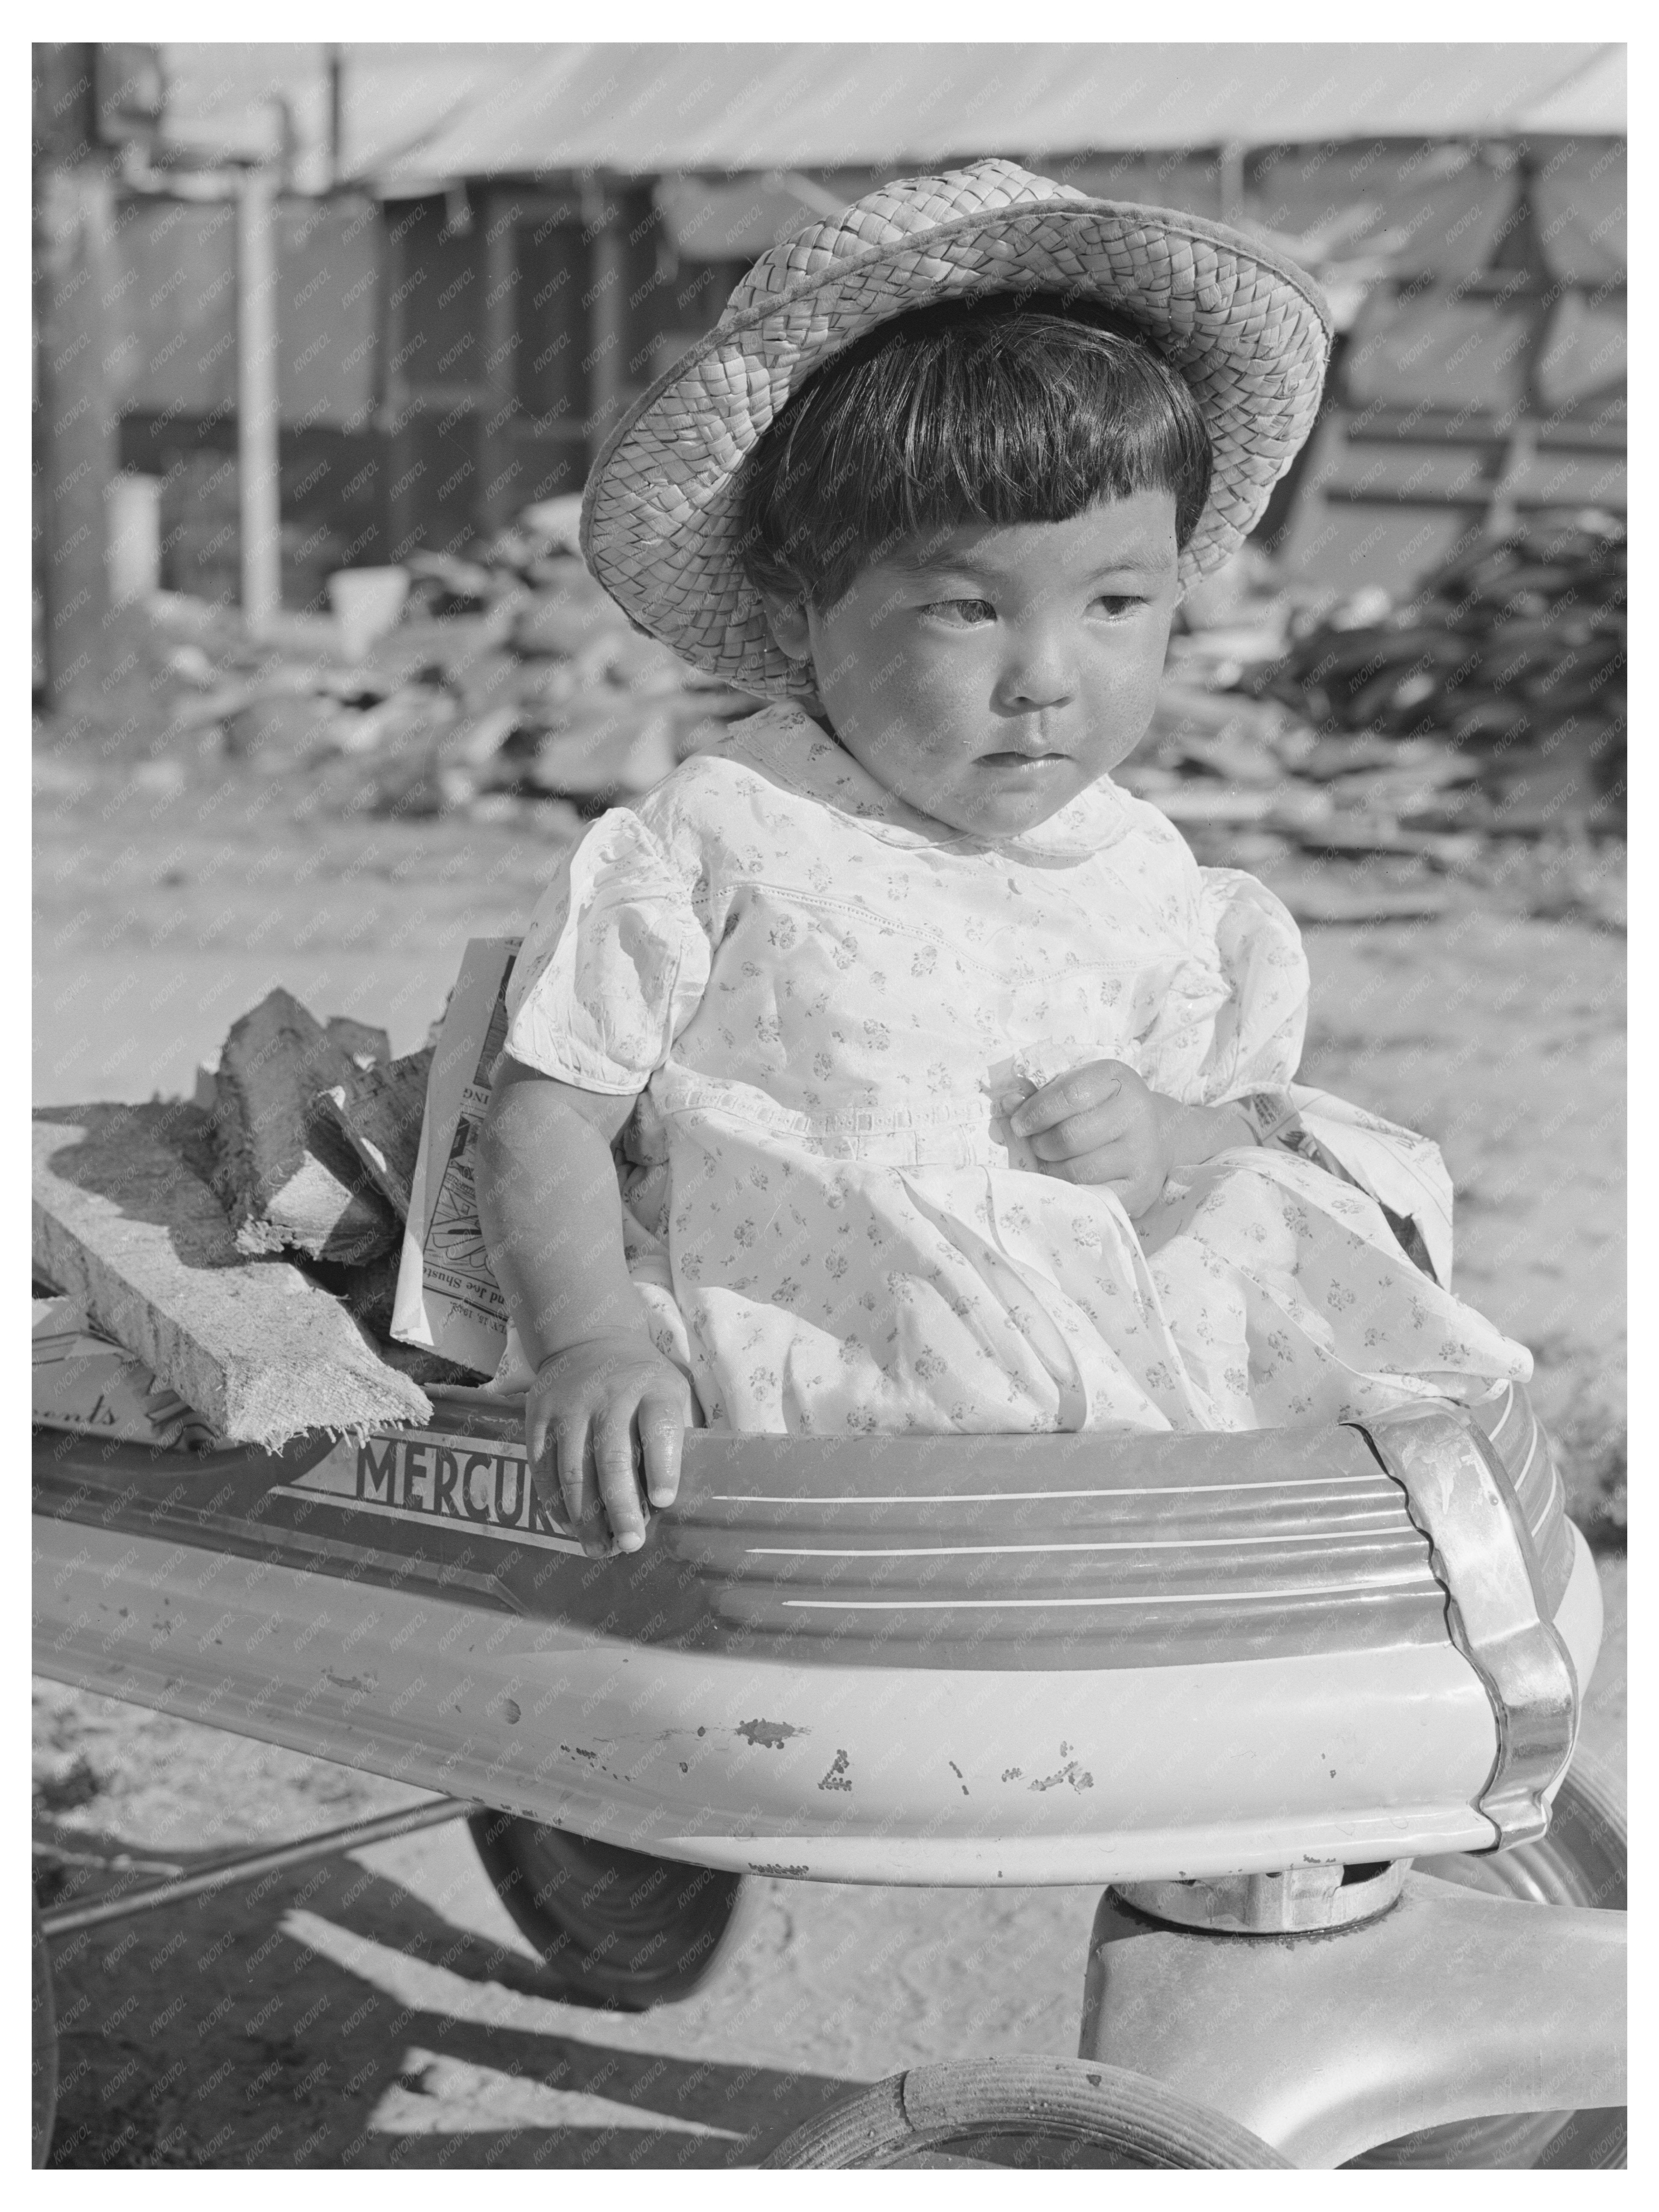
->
[[757, 589, 814, 665]]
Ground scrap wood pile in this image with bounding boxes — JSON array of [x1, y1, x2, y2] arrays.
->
[[61, 492, 1623, 888], [155, 496, 756, 825], [1116, 510, 1625, 920], [33, 986, 467, 1457]]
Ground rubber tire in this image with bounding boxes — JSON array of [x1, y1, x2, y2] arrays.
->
[[33, 1907, 57, 2169], [1344, 1751, 1626, 2169], [468, 1810, 747, 2010], [762, 2058, 1293, 2168]]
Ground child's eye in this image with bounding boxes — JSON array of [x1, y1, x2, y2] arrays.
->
[[1091, 594, 1145, 618], [921, 597, 997, 626]]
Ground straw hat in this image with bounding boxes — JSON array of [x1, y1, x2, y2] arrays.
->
[[582, 157, 1331, 700]]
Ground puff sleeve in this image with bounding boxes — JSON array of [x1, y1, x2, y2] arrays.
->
[[503, 808, 711, 1094], [1191, 866, 1310, 1099]]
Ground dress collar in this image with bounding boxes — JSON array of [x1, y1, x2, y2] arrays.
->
[[722, 703, 1131, 863]]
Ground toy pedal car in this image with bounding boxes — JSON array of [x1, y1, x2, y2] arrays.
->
[[33, 1377, 1625, 2167]]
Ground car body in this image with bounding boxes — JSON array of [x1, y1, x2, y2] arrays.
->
[[32, 1378, 1598, 1887]]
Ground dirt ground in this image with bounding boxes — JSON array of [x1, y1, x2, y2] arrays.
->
[[33, 756, 1626, 2167]]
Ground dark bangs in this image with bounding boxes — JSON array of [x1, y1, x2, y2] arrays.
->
[[737, 291, 1213, 611]]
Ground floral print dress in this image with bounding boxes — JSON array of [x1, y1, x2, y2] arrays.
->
[[500, 703, 1529, 1435]]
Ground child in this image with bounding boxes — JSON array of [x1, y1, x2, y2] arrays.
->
[[477, 159, 1529, 1556]]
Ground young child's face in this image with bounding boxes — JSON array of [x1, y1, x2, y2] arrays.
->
[[761, 489, 1181, 840]]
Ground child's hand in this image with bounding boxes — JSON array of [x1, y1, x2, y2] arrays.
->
[[1008, 1060, 1254, 1218], [526, 1330, 694, 1558]]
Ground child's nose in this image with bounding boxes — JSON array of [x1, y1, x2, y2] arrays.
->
[[994, 622, 1076, 712]]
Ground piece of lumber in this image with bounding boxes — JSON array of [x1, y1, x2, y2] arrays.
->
[[33, 1104, 430, 1448], [314, 1047, 433, 1219], [294, 1256, 477, 1388], [210, 988, 399, 1264]]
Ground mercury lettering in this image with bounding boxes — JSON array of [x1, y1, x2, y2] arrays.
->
[[353, 1436, 563, 1538]]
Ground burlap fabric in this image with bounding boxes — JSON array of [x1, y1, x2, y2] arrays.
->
[[582, 158, 1332, 699]]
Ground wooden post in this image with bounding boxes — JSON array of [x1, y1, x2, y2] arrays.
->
[[480, 187, 520, 532], [237, 165, 281, 634], [33, 42, 119, 709], [584, 177, 627, 466], [1219, 141, 1247, 228], [326, 44, 345, 189]]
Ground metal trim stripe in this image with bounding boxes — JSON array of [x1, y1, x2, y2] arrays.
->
[[708, 1476, 1402, 1504], [768, 1580, 1436, 1610], [735, 1530, 1431, 1559]]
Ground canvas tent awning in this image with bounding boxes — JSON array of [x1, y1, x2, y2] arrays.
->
[[157, 42, 1625, 188], [1508, 43, 1626, 134]]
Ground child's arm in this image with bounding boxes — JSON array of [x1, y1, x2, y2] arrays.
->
[[477, 1054, 693, 1556]]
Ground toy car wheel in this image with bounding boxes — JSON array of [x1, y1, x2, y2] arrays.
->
[[761, 2057, 1294, 2168], [1346, 1751, 1627, 2169], [33, 1906, 57, 2169], [468, 1810, 747, 2010]]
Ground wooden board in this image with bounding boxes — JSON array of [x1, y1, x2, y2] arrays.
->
[[211, 988, 399, 1265], [314, 1048, 433, 1220], [33, 1104, 430, 1448]]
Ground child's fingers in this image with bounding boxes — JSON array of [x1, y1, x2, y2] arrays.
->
[[1027, 1097, 1136, 1161], [1068, 1154, 1137, 1195], [1010, 1062, 1125, 1138], [637, 1392, 687, 1509], [550, 1414, 599, 1535], [591, 1403, 648, 1552], [525, 1399, 574, 1533], [527, 1395, 554, 1479], [1047, 1136, 1147, 1197]]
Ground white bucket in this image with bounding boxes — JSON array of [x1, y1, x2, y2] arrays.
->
[[328, 566, 410, 659], [107, 474, 163, 606]]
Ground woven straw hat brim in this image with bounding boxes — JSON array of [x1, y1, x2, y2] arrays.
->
[[582, 188, 1331, 699]]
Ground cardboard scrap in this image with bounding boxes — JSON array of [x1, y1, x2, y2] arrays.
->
[[33, 1103, 431, 1448], [314, 1047, 434, 1219], [392, 939, 519, 1376], [211, 987, 399, 1265]]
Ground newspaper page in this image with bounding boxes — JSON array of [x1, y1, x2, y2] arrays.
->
[[391, 937, 520, 1374]]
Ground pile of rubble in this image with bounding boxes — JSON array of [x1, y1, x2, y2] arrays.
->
[[1115, 511, 1626, 918], [1248, 513, 1625, 830], [33, 984, 469, 1455], [42, 497, 1627, 923], [148, 496, 758, 827]]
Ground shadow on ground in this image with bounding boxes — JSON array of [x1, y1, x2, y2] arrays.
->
[[39, 1830, 858, 2168]]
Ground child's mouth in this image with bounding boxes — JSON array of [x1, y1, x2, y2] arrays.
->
[[980, 750, 1063, 771]]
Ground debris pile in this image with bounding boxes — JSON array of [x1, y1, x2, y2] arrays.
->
[[1246, 513, 1626, 837], [32, 987, 468, 1455], [153, 497, 758, 825], [37, 498, 1626, 933], [32, 1094, 433, 1451], [1115, 512, 1626, 918]]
